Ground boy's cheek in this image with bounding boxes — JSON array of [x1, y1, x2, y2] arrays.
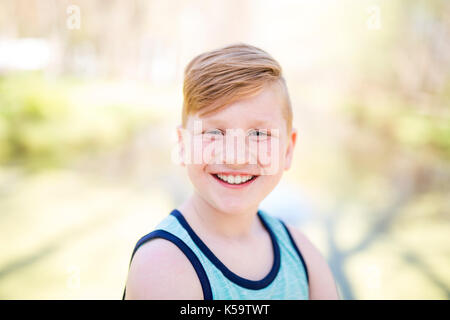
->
[[202, 139, 225, 165], [186, 164, 208, 183], [257, 139, 282, 176], [180, 135, 207, 165]]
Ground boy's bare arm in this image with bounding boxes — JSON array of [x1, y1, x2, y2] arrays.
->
[[285, 224, 340, 300], [124, 239, 204, 300]]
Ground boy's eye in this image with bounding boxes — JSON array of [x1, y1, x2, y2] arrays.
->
[[248, 129, 270, 137], [203, 129, 224, 136], [206, 129, 223, 135]]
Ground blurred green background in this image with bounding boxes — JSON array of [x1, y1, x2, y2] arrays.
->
[[0, 0, 449, 299]]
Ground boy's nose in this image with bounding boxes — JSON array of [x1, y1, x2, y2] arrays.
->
[[222, 135, 254, 165], [203, 131, 259, 166]]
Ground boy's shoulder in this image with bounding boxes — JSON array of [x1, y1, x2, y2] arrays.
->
[[124, 237, 204, 300], [283, 223, 340, 299]]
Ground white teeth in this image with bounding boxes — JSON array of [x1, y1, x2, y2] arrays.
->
[[215, 174, 255, 185]]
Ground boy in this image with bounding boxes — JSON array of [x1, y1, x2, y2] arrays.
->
[[123, 43, 339, 300]]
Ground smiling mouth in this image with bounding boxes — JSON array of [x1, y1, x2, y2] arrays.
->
[[211, 173, 258, 186]]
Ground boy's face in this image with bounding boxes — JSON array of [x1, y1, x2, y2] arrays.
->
[[178, 83, 297, 215]]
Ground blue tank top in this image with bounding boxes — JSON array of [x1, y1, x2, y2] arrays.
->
[[122, 209, 309, 300]]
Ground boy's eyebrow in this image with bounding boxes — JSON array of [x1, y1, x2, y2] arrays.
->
[[250, 118, 275, 128]]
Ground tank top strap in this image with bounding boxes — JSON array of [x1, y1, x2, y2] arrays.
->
[[257, 210, 309, 284], [122, 214, 213, 300]]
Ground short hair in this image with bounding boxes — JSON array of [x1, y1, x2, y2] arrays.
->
[[182, 43, 293, 132]]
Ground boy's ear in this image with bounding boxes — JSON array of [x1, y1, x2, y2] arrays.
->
[[284, 128, 297, 170], [176, 125, 186, 167]]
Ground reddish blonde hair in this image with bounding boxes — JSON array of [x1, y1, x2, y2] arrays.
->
[[182, 43, 293, 132]]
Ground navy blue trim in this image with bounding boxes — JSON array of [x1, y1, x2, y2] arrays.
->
[[170, 209, 281, 290], [122, 229, 213, 300], [279, 220, 309, 284]]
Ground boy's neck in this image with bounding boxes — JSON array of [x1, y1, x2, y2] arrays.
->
[[177, 194, 263, 241]]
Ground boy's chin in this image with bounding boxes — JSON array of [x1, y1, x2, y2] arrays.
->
[[212, 199, 258, 216]]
